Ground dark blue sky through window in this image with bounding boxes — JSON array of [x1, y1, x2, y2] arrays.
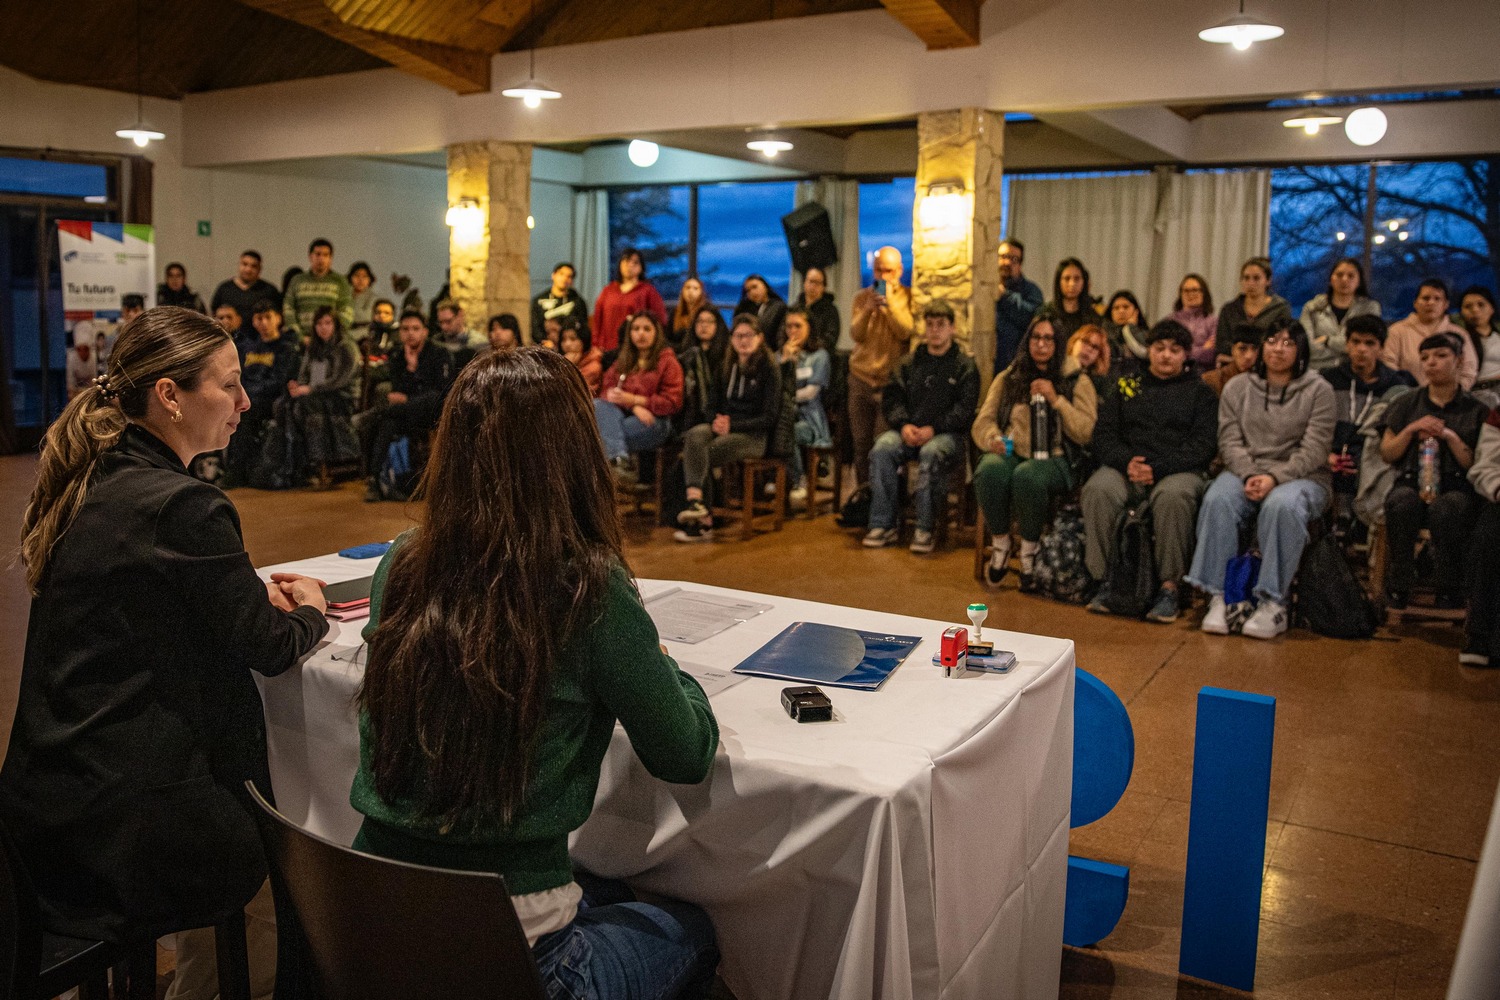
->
[[697, 181, 797, 309], [858, 179, 914, 287]]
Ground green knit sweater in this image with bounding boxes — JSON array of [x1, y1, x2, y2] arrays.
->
[[349, 539, 719, 894]]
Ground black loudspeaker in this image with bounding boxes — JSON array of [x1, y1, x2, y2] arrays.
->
[[781, 202, 838, 273]]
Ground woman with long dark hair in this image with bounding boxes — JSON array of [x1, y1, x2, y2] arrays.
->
[[354, 349, 720, 999], [592, 247, 667, 354], [1045, 257, 1101, 342], [1169, 273, 1218, 370], [1102, 290, 1150, 375], [1300, 258, 1381, 370], [594, 312, 684, 482], [793, 265, 841, 350], [670, 276, 711, 352], [972, 311, 1097, 591], [674, 314, 783, 542], [779, 307, 833, 504], [1460, 286, 1500, 400], [0, 306, 328, 991], [734, 274, 788, 350], [679, 305, 729, 430], [281, 304, 361, 488]]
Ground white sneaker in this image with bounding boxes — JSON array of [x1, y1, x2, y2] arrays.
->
[[862, 527, 899, 548], [1242, 600, 1288, 640], [909, 529, 935, 554], [1201, 594, 1229, 635]]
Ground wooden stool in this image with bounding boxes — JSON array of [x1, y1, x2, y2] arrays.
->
[[712, 457, 788, 540], [801, 445, 842, 519]]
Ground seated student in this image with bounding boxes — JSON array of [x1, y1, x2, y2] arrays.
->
[[559, 317, 603, 396], [973, 311, 1097, 587], [674, 315, 782, 543], [1319, 314, 1416, 527], [1102, 290, 1150, 375], [594, 312, 684, 484], [484, 313, 522, 354], [354, 349, 720, 999], [366, 298, 399, 353], [863, 301, 979, 553], [213, 303, 242, 336], [225, 300, 300, 487], [779, 307, 833, 506], [1203, 323, 1260, 396], [358, 309, 453, 501], [280, 305, 361, 488], [1067, 323, 1113, 398], [1187, 319, 1336, 639], [1460, 286, 1499, 402], [1377, 333, 1488, 609], [1384, 278, 1476, 388], [1083, 320, 1219, 623], [678, 306, 728, 431], [1463, 411, 1500, 666]]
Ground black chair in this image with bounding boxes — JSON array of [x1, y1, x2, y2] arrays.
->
[[243, 783, 545, 1000]]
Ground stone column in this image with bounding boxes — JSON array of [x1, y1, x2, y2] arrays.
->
[[911, 109, 1004, 383], [446, 140, 532, 341]]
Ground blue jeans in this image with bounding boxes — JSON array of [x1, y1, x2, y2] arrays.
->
[[594, 398, 672, 461], [868, 430, 963, 532], [531, 873, 719, 1000], [1186, 471, 1328, 604]]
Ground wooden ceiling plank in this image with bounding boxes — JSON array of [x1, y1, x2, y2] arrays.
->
[[879, 0, 982, 49], [240, 0, 490, 93]]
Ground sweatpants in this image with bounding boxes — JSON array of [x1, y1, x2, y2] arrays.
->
[[1081, 467, 1206, 584]]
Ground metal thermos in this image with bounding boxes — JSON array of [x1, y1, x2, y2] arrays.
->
[[1029, 394, 1050, 460]]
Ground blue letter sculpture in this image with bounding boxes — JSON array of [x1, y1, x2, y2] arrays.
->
[[1063, 668, 1134, 947], [1178, 687, 1276, 991]]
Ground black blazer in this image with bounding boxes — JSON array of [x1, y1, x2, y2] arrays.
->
[[0, 426, 328, 942]]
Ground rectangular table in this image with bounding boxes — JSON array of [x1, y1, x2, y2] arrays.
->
[[256, 553, 1074, 1000]]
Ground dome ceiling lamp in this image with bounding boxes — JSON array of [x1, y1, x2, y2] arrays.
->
[[1198, 0, 1285, 50], [115, 0, 165, 147]]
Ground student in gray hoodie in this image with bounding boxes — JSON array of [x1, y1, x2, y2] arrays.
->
[[1187, 318, 1337, 639]]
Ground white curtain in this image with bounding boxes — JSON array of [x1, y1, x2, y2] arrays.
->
[[793, 177, 861, 349], [1007, 169, 1270, 322], [571, 189, 611, 305]]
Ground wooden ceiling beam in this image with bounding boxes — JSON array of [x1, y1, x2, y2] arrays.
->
[[241, 0, 491, 93], [879, 0, 983, 49]]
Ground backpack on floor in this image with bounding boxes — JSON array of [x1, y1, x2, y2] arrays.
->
[[836, 485, 872, 529], [1295, 533, 1379, 639], [1033, 506, 1090, 604], [248, 419, 292, 490], [378, 437, 417, 500], [1101, 499, 1156, 618]]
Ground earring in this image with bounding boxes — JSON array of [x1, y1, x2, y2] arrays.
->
[[171, 408, 183, 423]]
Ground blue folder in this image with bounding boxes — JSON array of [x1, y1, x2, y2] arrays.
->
[[731, 622, 922, 691]]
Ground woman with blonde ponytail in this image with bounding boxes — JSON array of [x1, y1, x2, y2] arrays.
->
[[1, 307, 329, 994]]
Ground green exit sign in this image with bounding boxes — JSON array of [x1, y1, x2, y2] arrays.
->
[[197, 220, 211, 237]]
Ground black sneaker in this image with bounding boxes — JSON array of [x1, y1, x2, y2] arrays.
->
[[983, 553, 1010, 590], [1018, 572, 1038, 594], [677, 499, 710, 525], [363, 480, 383, 503], [1459, 636, 1492, 667], [673, 522, 714, 544], [1145, 587, 1179, 624]]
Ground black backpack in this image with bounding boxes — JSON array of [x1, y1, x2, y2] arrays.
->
[[1102, 496, 1156, 618], [836, 485, 872, 529], [1033, 506, 1090, 604], [1295, 533, 1379, 639]]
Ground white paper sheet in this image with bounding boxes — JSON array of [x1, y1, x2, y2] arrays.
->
[[645, 587, 773, 643]]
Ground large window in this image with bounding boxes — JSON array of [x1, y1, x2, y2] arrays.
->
[[607, 185, 690, 298], [1271, 159, 1497, 316], [697, 181, 797, 308], [857, 179, 914, 287]]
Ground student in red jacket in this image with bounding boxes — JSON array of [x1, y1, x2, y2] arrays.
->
[[594, 312, 683, 482], [592, 247, 667, 354]]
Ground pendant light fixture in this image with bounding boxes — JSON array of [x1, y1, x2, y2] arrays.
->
[[501, 0, 561, 108], [115, 0, 165, 147], [1282, 114, 1343, 135], [1198, 0, 1285, 50]]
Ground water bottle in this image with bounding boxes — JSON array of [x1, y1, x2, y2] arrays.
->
[[1029, 394, 1050, 461], [1418, 437, 1440, 504]]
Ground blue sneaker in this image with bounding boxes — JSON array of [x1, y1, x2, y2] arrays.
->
[[1145, 587, 1179, 624]]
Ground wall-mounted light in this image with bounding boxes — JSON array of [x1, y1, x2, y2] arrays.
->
[[1344, 107, 1388, 147], [627, 140, 660, 168], [1198, 0, 1284, 49], [446, 197, 484, 244], [527, 215, 535, 230], [1282, 115, 1343, 136], [747, 139, 794, 158], [918, 180, 970, 234]]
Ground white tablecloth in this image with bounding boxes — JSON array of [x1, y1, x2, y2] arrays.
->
[[256, 553, 1074, 1000]]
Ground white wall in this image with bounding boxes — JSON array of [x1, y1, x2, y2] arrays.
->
[[529, 179, 574, 293], [2, 66, 448, 306]]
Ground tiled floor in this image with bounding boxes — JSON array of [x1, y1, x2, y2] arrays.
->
[[0, 456, 1494, 999]]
